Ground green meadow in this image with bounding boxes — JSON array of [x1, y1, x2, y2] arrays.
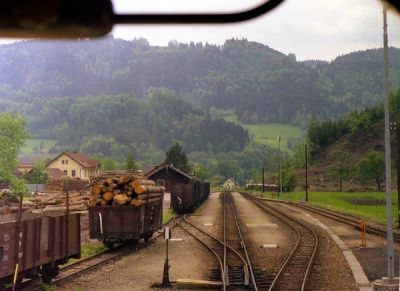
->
[[253, 190, 398, 225], [243, 123, 305, 154]]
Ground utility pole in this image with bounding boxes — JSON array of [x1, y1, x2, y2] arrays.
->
[[305, 144, 308, 202], [277, 136, 282, 198], [383, 7, 395, 279], [262, 166, 265, 193], [390, 121, 400, 228]]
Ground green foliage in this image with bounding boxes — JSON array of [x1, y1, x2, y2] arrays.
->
[[216, 160, 241, 180], [0, 39, 398, 128], [0, 113, 29, 192], [22, 160, 48, 184], [165, 142, 191, 173], [328, 151, 353, 192], [356, 150, 385, 191], [255, 191, 397, 225], [125, 153, 137, 170], [282, 169, 297, 192], [194, 164, 209, 181]]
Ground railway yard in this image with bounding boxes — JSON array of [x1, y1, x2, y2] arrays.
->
[[12, 191, 397, 291]]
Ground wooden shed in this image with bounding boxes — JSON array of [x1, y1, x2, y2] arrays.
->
[[144, 163, 192, 192]]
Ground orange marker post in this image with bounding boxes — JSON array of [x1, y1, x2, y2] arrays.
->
[[359, 220, 367, 247]]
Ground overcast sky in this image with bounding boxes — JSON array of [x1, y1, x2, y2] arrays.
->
[[111, 0, 400, 61]]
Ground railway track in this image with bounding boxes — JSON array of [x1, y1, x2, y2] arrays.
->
[[224, 192, 258, 290], [242, 192, 318, 291], [21, 216, 181, 291], [177, 192, 258, 290], [256, 196, 400, 242]]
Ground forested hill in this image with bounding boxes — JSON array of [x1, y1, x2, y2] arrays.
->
[[0, 37, 399, 125]]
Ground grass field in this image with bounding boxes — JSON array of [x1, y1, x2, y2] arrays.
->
[[20, 139, 57, 155], [243, 123, 305, 154], [250, 190, 398, 225]]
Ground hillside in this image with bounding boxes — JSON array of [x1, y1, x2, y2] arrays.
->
[[0, 37, 398, 126], [302, 118, 387, 192]]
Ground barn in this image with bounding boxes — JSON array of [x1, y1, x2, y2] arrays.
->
[[144, 163, 193, 192]]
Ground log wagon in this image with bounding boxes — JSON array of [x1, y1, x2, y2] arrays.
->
[[88, 171, 164, 248], [0, 212, 81, 288]]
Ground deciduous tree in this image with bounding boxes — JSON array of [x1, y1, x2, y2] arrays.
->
[[0, 113, 29, 192]]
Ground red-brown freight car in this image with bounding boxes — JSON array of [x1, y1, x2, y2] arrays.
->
[[0, 212, 81, 288], [89, 199, 163, 249]]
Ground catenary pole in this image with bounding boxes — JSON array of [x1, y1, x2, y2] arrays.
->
[[383, 7, 394, 278]]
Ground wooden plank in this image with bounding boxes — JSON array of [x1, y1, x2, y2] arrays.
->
[[176, 279, 222, 289]]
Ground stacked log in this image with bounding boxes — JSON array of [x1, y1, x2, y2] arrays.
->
[[89, 171, 164, 207], [0, 191, 90, 214], [30, 191, 90, 213], [46, 177, 89, 192]]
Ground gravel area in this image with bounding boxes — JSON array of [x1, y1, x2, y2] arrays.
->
[[56, 194, 220, 291], [278, 202, 400, 291], [262, 200, 358, 291]]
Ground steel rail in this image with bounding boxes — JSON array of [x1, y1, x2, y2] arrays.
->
[[176, 217, 225, 288], [227, 192, 257, 290], [22, 215, 181, 291], [182, 215, 250, 286], [223, 190, 228, 290], [255, 196, 400, 242], [242, 193, 318, 291]]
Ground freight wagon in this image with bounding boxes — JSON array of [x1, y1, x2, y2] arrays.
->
[[0, 212, 81, 288], [89, 199, 163, 249], [171, 180, 210, 214]]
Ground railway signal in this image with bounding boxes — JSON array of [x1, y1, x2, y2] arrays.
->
[[162, 227, 171, 287]]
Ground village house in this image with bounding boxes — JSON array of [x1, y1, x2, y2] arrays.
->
[[46, 151, 100, 180]]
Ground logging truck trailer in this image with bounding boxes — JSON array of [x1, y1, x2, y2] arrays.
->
[[89, 198, 163, 249], [0, 212, 81, 288]]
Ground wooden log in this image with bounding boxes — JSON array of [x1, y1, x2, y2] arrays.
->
[[134, 185, 165, 195], [130, 197, 161, 206], [113, 189, 121, 195], [105, 177, 114, 185], [132, 179, 156, 189], [113, 194, 130, 205], [103, 192, 114, 202], [137, 193, 163, 200], [92, 184, 102, 195]]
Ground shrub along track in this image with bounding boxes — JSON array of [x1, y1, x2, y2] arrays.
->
[[241, 192, 319, 291]]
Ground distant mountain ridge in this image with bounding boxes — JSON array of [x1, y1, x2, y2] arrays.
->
[[0, 37, 398, 126]]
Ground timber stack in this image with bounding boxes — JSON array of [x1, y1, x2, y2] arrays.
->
[[30, 191, 90, 213], [46, 177, 88, 192], [89, 171, 164, 207], [0, 191, 90, 215]]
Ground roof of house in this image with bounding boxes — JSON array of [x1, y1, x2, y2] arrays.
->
[[47, 168, 65, 180], [144, 163, 193, 180], [19, 153, 53, 166], [47, 151, 100, 168]]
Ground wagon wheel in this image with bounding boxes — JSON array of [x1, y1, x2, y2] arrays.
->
[[144, 232, 153, 242], [127, 239, 138, 250], [103, 240, 114, 250], [41, 263, 59, 284]]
